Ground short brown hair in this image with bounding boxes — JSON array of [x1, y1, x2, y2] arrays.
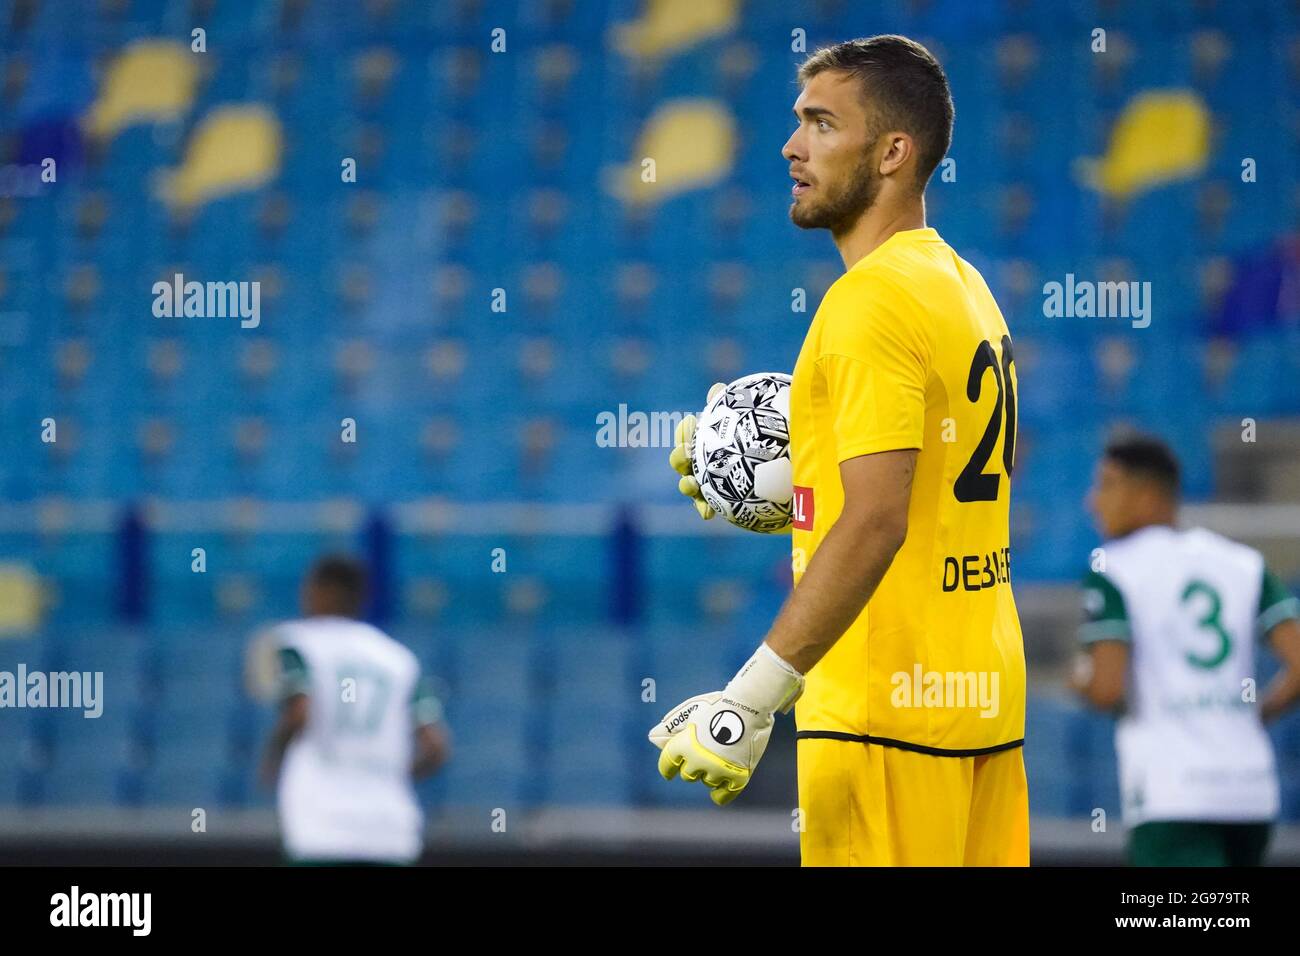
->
[[307, 554, 368, 617], [798, 35, 954, 191], [1104, 434, 1181, 498]]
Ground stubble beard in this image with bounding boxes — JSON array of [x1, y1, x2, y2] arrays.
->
[[789, 152, 882, 238]]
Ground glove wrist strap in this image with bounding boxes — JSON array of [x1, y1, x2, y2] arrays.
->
[[726, 643, 805, 715]]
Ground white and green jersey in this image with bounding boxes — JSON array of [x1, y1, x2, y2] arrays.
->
[[1079, 525, 1299, 827], [275, 616, 443, 863]]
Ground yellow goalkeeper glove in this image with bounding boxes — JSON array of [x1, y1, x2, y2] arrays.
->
[[648, 643, 804, 806], [669, 381, 725, 520]]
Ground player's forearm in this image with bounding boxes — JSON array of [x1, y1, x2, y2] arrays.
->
[[412, 753, 445, 779], [411, 725, 451, 779], [260, 697, 308, 786], [1068, 647, 1127, 713], [1261, 620, 1300, 722], [1076, 679, 1125, 714], [764, 510, 905, 675], [1260, 670, 1300, 722], [263, 717, 299, 766], [259, 729, 291, 786]]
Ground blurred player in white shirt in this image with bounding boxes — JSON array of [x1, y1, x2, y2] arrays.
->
[[1071, 436, 1300, 866], [261, 556, 451, 865]]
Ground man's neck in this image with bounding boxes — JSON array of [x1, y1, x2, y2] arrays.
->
[[1117, 514, 1179, 538], [833, 195, 927, 271]]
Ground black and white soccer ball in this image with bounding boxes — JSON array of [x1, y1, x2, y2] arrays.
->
[[691, 372, 793, 534]]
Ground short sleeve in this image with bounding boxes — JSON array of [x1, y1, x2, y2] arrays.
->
[[1079, 569, 1130, 644], [410, 677, 445, 728], [1258, 567, 1300, 639], [277, 646, 310, 701], [815, 273, 928, 462]]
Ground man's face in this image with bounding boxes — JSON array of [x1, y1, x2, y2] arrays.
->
[[782, 70, 882, 234], [1086, 459, 1139, 539]]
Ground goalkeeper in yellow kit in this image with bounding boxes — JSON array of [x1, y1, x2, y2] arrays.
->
[[650, 35, 1029, 866]]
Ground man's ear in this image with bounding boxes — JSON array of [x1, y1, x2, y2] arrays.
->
[[878, 132, 914, 178]]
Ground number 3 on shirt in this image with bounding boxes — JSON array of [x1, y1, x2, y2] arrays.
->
[[954, 335, 1017, 503]]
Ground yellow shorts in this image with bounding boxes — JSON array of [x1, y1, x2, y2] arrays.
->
[[797, 738, 1030, 866]]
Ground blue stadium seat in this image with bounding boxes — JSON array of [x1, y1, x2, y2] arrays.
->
[[138, 757, 227, 808]]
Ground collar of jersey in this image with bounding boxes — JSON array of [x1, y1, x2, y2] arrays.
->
[[848, 226, 941, 273]]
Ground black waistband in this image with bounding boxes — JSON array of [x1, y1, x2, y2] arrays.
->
[[795, 730, 1025, 758]]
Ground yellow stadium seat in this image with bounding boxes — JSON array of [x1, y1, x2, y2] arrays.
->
[[83, 40, 198, 141], [157, 105, 283, 210], [1076, 90, 1210, 199], [0, 563, 42, 634], [609, 99, 735, 205], [614, 0, 738, 59]]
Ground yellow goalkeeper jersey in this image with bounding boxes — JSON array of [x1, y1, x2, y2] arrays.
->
[[788, 227, 1025, 754]]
